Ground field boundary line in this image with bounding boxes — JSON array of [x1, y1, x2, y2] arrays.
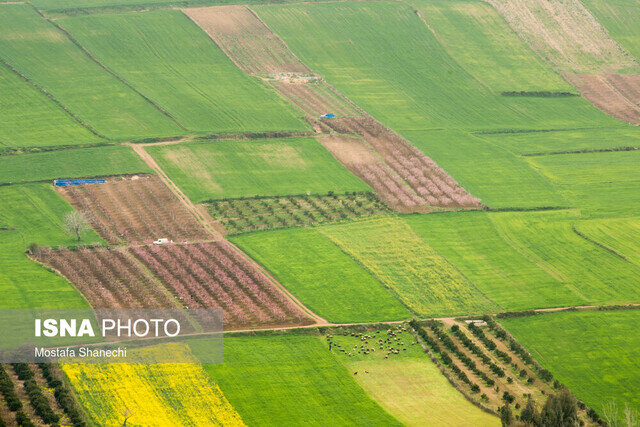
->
[[571, 224, 630, 262], [0, 57, 106, 140], [32, 4, 189, 132], [522, 146, 640, 157], [225, 240, 329, 325], [127, 143, 223, 240], [128, 142, 329, 326]]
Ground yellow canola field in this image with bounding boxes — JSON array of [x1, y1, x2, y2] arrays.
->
[[62, 343, 244, 426]]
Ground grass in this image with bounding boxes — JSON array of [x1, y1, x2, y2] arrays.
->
[[59, 10, 307, 134], [318, 216, 498, 317], [400, 129, 566, 209], [0, 4, 182, 141], [569, 0, 640, 65], [63, 343, 243, 426], [408, 0, 570, 93], [0, 229, 90, 309], [526, 150, 640, 218], [146, 138, 370, 202], [190, 334, 400, 426], [0, 145, 151, 184], [256, 1, 620, 132], [0, 184, 101, 309], [501, 310, 640, 420], [574, 217, 640, 267], [479, 127, 640, 156], [206, 192, 388, 235], [0, 183, 102, 247], [489, 210, 640, 305], [0, 63, 100, 148], [231, 227, 410, 323], [404, 211, 586, 311], [328, 326, 499, 426]]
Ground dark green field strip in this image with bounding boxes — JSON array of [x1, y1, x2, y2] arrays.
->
[[0, 145, 151, 185], [190, 334, 402, 426], [59, 10, 308, 134], [0, 4, 183, 141]]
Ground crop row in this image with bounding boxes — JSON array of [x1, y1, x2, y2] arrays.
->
[[59, 176, 210, 244], [35, 247, 177, 309], [322, 117, 481, 212], [410, 320, 478, 391], [131, 241, 312, 328], [0, 363, 78, 427], [206, 192, 388, 234]]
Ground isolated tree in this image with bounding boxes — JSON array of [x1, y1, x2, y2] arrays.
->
[[63, 211, 90, 242], [501, 404, 513, 426], [122, 407, 134, 427]]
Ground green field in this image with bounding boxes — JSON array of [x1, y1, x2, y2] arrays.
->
[[408, 0, 570, 92], [256, 1, 619, 132], [0, 64, 100, 149], [490, 210, 640, 304], [60, 10, 306, 134], [192, 334, 400, 425], [0, 145, 151, 184], [0, 183, 102, 247], [527, 150, 640, 218], [146, 138, 370, 201], [330, 327, 499, 426], [404, 211, 585, 310], [318, 216, 497, 317], [581, 0, 640, 62], [401, 129, 565, 209], [574, 217, 640, 267], [0, 230, 90, 309], [0, 183, 100, 308], [0, 4, 182, 141], [501, 310, 640, 420], [479, 128, 640, 156], [231, 228, 410, 323]]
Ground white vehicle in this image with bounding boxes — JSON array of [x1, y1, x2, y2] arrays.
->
[[153, 238, 170, 245]]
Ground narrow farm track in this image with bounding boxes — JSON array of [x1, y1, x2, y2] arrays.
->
[[129, 142, 224, 240], [128, 141, 328, 327]]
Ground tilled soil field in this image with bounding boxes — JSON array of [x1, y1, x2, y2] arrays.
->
[[131, 241, 313, 329], [269, 80, 361, 118], [35, 243, 313, 330], [57, 175, 211, 245], [565, 73, 640, 124], [321, 118, 481, 212], [183, 5, 309, 75]]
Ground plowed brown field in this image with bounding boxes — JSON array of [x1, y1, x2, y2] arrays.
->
[[565, 73, 640, 124], [57, 175, 210, 245], [183, 5, 309, 75]]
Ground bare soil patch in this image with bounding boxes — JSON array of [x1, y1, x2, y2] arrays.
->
[[57, 175, 211, 245], [565, 73, 640, 124], [322, 117, 481, 212], [270, 80, 361, 117], [183, 5, 309, 75], [485, 0, 638, 73]]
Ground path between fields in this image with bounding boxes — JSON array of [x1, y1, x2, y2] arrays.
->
[[127, 141, 329, 326], [128, 142, 224, 240]]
